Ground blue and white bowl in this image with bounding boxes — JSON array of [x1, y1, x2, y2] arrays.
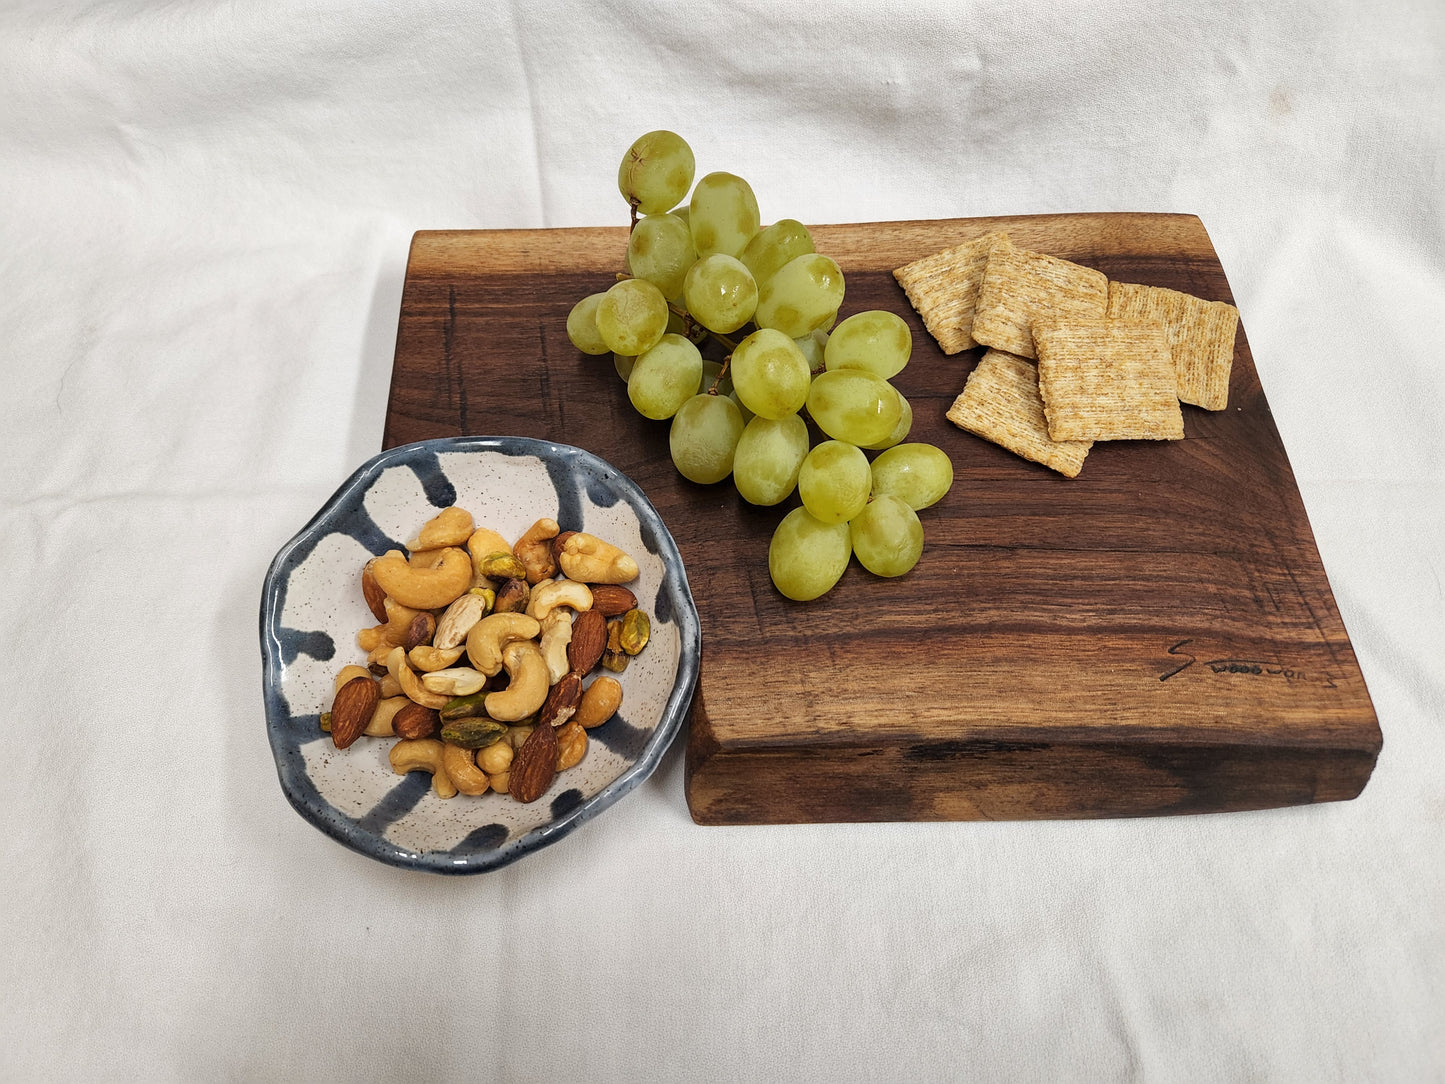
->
[[260, 436, 700, 874]]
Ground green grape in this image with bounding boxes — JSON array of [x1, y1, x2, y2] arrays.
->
[[755, 253, 845, 338], [596, 278, 669, 356], [863, 391, 912, 450], [682, 254, 758, 334], [793, 328, 829, 371], [627, 213, 697, 300], [805, 368, 902, 447], [628, 334, 704, 420], [689, 172, 761, 258], [849, 495, 924, 577], [566, 293, 610, 355], [613, 353, 635, 382], [869, 443, 954, 510], [823, 310, 912, 379], [768, 507, 852, 602], [729, 328, 811, 420], [618, 130, 695, 215], [740, 219, 815, 290], [669, 393, 744, 484], [797, 440, 871, 523], [733, 414, 809, 506]]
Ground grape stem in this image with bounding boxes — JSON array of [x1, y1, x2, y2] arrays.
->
[[707, 355, 731, 395], [628, 199, 640, 232]]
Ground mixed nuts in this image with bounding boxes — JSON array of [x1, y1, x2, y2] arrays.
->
[[322, 508, 652, 804]]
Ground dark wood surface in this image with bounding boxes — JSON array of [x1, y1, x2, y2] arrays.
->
[[385, 213, 1380, 824]]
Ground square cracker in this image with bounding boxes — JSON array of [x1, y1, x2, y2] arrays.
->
[[947, 349, 1092, 478], [1107, 280, 1239, 410], [892, 231, 1009, 354], [971, 236, 1109, 359], [1034, 318, 1184, 442]]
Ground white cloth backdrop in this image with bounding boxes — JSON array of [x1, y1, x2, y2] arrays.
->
[[3, 1, 1442, 1079]]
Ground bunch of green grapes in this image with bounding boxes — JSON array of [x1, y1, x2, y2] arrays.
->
[[566, 130, 955, 602]]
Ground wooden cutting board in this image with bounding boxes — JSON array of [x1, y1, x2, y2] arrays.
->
[[385, 213, 1380, 824]]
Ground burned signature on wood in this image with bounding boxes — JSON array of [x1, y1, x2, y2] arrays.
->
[[1158, 639, 1337, 688]]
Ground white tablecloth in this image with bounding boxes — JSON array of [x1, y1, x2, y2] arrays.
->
[[4, 2, 1442, 1079]]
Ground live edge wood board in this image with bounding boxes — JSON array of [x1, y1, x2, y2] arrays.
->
[[385, 213, 1380, 825]]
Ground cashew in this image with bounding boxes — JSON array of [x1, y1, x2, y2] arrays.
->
[[408, 644, 465, 672], [467, 527, 512, 569], [574, 675, 623, 729], [514, 517, 560, 584], [386, 646, 450, 710], [538, 608, 574, 685], [370, 547, 473, 610], [334, 664, 372, 693], [407, 548, 446, 569], [558, 533, 639, 584], [388, 738, 458, 798], [465, 612, 541, 676], [441, 742, 490, 796], [357, 596, 423, 654], [434, 592, 490, 650], [525, 578, 593, 622], [378, 672, 403, 699], [484, 640, 550, 722], [407, 506, 475, 551], [421, 667, 487, 697], [366, 695, 410, 738]]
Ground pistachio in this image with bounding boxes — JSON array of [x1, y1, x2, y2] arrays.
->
[[492, 577, 530, 614], [619, 609, 650, 655], [603, 616, 630, 673], [479, 552, 528, 580], [439, 716, 509, 750], [440, 691, 490, 721]]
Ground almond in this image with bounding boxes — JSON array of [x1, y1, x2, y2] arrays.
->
[[403, 611, 436, 651], [588, 583, 638, 618], [537, 671, 583, 728], [509, 715, 559, 803], [330, 675, 380, 750], [567, 608, 608, 673], [392, 701, 440, 740], [361, 560, 389, 623]]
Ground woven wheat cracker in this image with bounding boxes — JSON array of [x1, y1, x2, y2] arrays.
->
[[946, 349, 1092, 477], [971, 237, 1109, 359], [892, 231, 1009, 354], [1106, 280, 1238, 410], [1034, 318, 1184, 442]]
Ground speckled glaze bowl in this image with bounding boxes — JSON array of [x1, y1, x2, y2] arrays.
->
[[260, 436, 700, 874]]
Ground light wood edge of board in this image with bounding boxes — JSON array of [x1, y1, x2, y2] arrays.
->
[[401, 212, 1219, 278]]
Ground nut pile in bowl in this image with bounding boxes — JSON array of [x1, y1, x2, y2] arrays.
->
[[260, 436, 701, 875], [324, 508, 653, 805]]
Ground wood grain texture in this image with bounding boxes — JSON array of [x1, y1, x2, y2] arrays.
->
[[385, 213, 1380, 824]]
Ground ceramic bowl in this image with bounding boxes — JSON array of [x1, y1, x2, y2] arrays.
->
[[260, 436, 700, 874]]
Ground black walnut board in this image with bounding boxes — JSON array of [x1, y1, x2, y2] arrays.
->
[[385, 214, 1380, 824]]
